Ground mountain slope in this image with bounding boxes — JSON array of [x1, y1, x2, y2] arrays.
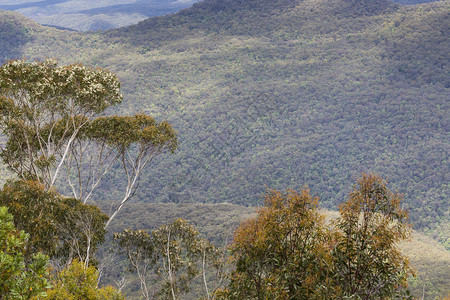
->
[[0, 10, 38, 61], [0, 0, 442, 31], [0, 0, 448, 250]]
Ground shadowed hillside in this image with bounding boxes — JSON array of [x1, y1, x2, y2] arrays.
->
[[0, 0, 448, 253], [0, 0, 448, 297], [0, 10, 37, 61], [0, 0, 442, 31]]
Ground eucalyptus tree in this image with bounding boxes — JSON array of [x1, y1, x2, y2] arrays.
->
[[332, 173, 414, 299], [0, 59, 177, 227], [220, 188, 332, 299], [0, 59, 122, 189], [151, 218, 203, 299], [220, 175, 414, 299], [114, 229, 155, 300], [115, 219, 226, 300]]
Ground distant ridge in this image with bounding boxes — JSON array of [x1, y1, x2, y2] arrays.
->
[[0, 0, 442, 31], [106, 0, 398, 45], [0, 10, 38, 61]]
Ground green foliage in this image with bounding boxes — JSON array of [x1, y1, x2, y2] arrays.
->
[[0, 179, 108, 266], [45, 259, 124, 300], [332, 173, 414, 299], [115, 218, 226, 299], [0, 206, 50, 299], [0, 59, 122, 114], [220, 174, 414, 299], [222, 188, 331, 299], [88, 114, 178, 155], [0, 179, 60, 257], [0, 59, 122, 188], [220, 189, 333, 299]]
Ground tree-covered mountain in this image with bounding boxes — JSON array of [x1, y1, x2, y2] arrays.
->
[[0, 0, 448, 249], [0, 0, 444, 31]]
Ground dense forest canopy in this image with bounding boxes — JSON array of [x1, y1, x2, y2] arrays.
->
[[0, 0, 448, 296], [0, 0, 448, 249], [0, 0, 444, 31]]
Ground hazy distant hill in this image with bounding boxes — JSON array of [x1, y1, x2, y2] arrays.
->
[[0, 0, 444, 31], [0, 0, 196, 31], [0, 0, 448, 248], [395, 0, 438, 3]]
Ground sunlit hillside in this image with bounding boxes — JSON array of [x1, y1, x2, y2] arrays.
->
[[0, 0, 449, 297], [0, 0, 443, 30], [0, 0, 448, 246]]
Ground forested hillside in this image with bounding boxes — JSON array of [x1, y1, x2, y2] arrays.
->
[[0, 0, 448, 248], [0, 0, 442, 31], [0, 0, 448, 297]]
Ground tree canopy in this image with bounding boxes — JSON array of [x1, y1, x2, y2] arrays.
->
[[0, 59, 122, 188], [0, 206, 50, 299], [0, 59, 178, 226], [219, 174, 414, 299]]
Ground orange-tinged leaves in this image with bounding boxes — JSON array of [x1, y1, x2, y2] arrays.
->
[[226, 188, 332, 299]]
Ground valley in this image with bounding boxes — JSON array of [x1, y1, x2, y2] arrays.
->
[[0, 0, 448, 297]]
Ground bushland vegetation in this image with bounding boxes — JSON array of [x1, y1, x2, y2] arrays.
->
[[0, 0, 447, 249], [0, 0, 448, 297]]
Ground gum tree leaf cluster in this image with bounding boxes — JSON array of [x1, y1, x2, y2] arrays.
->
[[0, 206, 50, 299], [219, 174, 414, 300], [0, 59, 178, 226], [0, 59, 122, 188]]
